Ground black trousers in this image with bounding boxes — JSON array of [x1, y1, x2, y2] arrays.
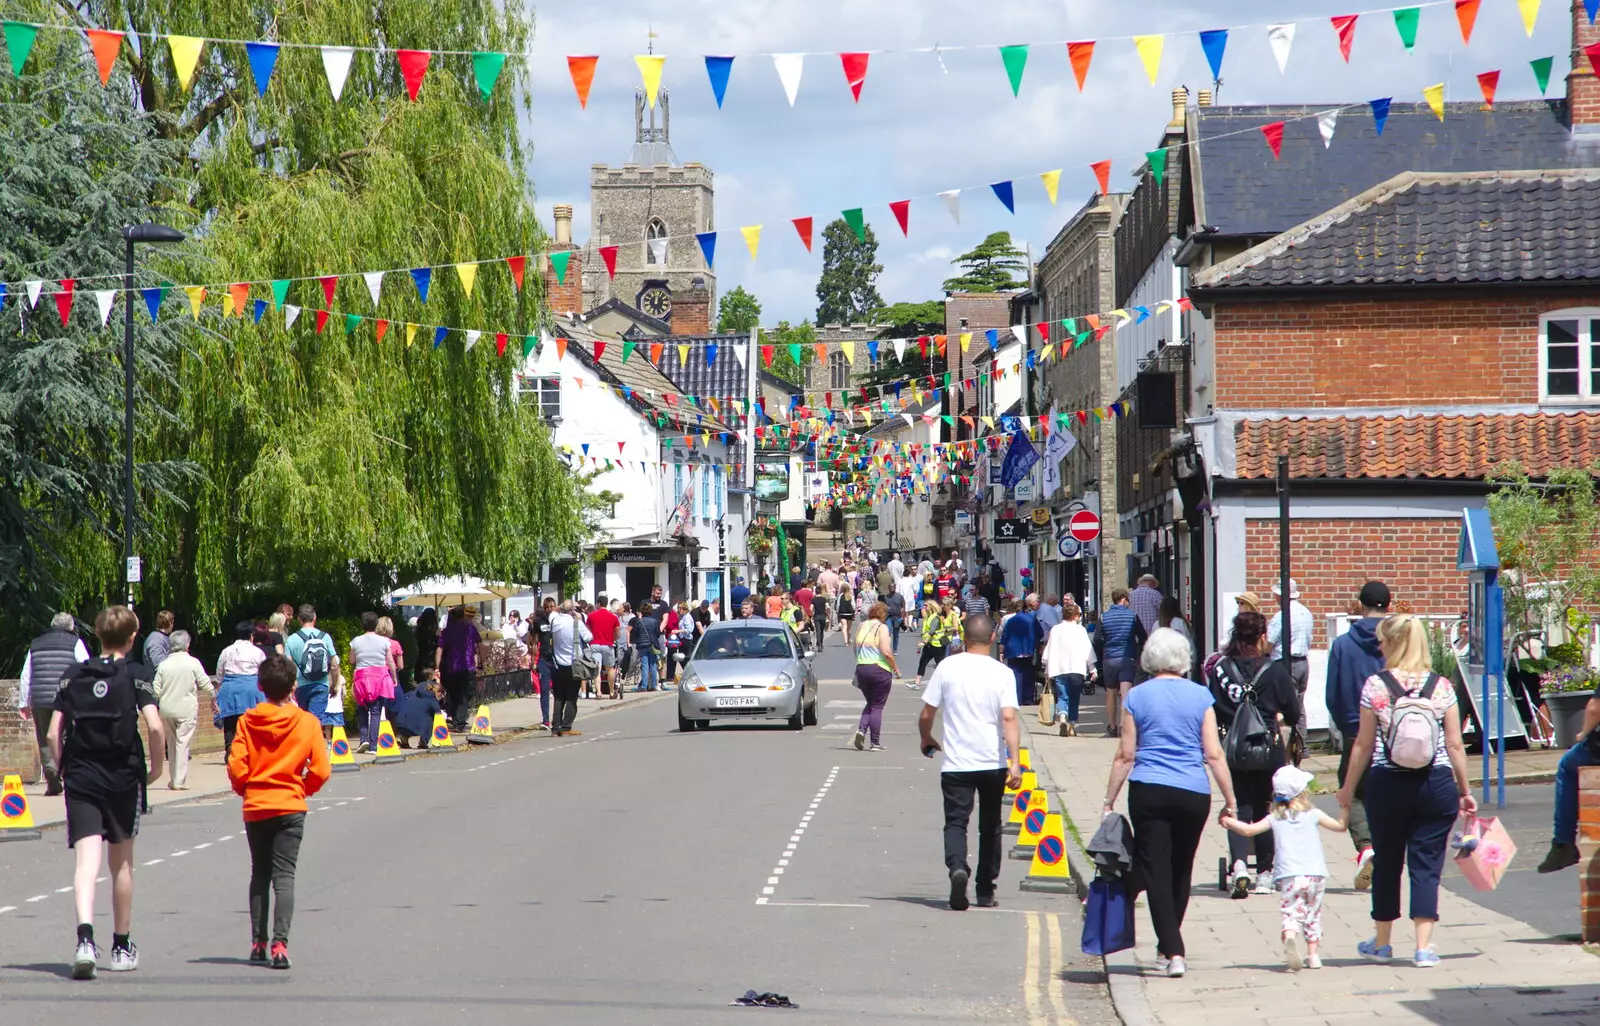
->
[[1128, 781, 1210, 959], [1366, 765, 1456, 922], [1228, 769, 1276, 872], [441, 670, 473, 726], [918, 643, 947, 676], [551, 664, 580, 731], [246, 812, 305, 945], [941, 769, 1007, 895]]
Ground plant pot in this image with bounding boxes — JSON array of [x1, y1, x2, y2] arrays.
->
[[1547, 691, 1593, 750]]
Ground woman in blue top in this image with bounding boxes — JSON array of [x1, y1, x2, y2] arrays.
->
[[1101, 628, 1238, 979]]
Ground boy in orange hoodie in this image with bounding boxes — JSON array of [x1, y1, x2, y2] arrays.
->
[[227, 653, 331, 969]]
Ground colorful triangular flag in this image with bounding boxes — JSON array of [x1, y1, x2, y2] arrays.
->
[[1422, 83, 1445, 120], [696, 231, 717, 268], [550, 250, 572, 284], [999, 44, 1028, 96], [1331, 15, 1358, 63], [1067, 40, 1094, 90], [705, 55, 734, 107], [1039, 170, 1061, 205], [635, 54, 665, 107], [1530, 56, 1553, 95], [1517, 0, 1541, 35], [889, 200, 910, 235], [1317, 109, 1339, 147], [840, 51, 869, 101], [842, 208, 866, 242], [990, 180, 1014, 214], [1146, 149, 1168, 188], [1266, 23, 1295, 74], [1393, 7, 1420, 52], [792, 216, 814, 252], [396, 49, 430, 100], [1198, 29, 1227, 80], [410, 267, 432, 302], [773, 53, 804, 106], [321, 45, 354, 100], [1132, 35, 1164, 85], [1261, 121, 1285, 158], [740, 225, 762, 260], [472, 52, 506, 100], [1477, 70, 1500, 107], [568, 55, 598, 108], [167, 35, 204, 91], [85, 29, 123, 86], [363, 271, 384, 306], [3, 22, 38, 77], [600, 245, 619, 278], [95, 288, 115, 326], [1370, 96, 1392, 135], [245, 41, 278, 95], [1454, 0, 1480, 44], [1091, 160, 1112, 196]]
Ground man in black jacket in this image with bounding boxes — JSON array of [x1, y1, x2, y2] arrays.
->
[[19, 612, 91, 795]]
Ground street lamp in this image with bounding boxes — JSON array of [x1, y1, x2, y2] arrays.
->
[[121, 222, 185, 608]]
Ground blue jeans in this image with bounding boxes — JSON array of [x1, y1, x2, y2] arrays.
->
[[536, 661, 553, 724], [360, 697, 390, 748], [1009, 658, 1035, 705], [295, 683, 330, 722], [639, 650, 659, 691], [887, 617, 902, 653], [1051, 674, 1085, 722], [1555, 741, 1599, 844]]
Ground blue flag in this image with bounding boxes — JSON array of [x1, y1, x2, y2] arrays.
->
[[1198, 29, 1228, 82], [141, 287, 165, 322], [252, 299, 267, 323], [432, 325, 447, 349], [245, 42, 279, 96], [411, 267, 432, 303], [999, 429, 1040, 490], [1370, 97, 1392, 136], [990, 180, 1015, 214], [986, 328, 998, 351], [696, 231, 717, 269], [705, 343, 718, 367], [705, 55, 734, 108]]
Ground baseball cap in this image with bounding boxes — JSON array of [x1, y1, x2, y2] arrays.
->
[[1358, 581, 1391, 611], [1272, 766, 1315, 802]]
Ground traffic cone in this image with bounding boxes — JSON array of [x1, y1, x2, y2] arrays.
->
[[0, 774, 41, 842], [328, 727, 359, 774], [1019, 813, 1074, 893], [1018, 747, 1033, 774], [1004, 784, 1047, 836], [373, 718, 406, 764], [1003, 772, 1039, 834], [1004, 769, 1037, 805], [429, 711, 456, 751], [1010, 796, 1051, 860], [468, 705, 495, 745]]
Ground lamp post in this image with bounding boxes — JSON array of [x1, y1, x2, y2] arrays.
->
[[121, 223, 185, 608]]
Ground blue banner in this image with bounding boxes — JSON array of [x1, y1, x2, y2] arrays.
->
[[999, 429, 1039, 490]]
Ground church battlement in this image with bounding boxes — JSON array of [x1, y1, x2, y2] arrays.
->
[[590, 163, 714, 188]]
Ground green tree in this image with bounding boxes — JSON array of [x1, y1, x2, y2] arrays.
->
[[942, 231, 1029, 292], [1487, 463, 1600, 647], [716, 285, 762, 334], [815, 218, 883, 324], [764, 321, 817, 385], [857, 300, 947, 390]]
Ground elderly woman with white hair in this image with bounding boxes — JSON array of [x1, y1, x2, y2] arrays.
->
[[1101, 627, 1237, 979], [151, 630, 216, 790]]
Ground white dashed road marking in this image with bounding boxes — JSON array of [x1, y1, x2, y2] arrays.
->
[[756, 766, 838, 906]]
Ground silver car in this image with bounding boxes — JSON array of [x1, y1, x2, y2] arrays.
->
[[677, 620, 819, 731]]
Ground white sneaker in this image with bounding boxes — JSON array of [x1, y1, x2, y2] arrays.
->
[[1152, 955, 1171, 974], [72, 939, 98, 980], [1306, 953, 1324, 969], [108, 942, 138, 972], [1230, 861, 1252, 899], [1254, 871, 1276, 895], [1284, 933, 1304, 971], [1354, 847, 1375, 890], [1166, 956, 1187, 978], [852, 730, 866, 751]]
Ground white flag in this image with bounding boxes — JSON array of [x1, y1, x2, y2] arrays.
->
[[464, 330, 481, 351], [95, 289, 116, 326], [1010, 325, 1028, 346], [322, 46, 354, 100], [732, 343, 748, 368], [773, 53, 804, 107], [648, 237, 668, 265], [1266, 24, 1294, 74], [24, 280, 42, 308], [1317, 110, 1339, 148], [938, 189, 961, 224], [892, 338, 907, 361], [284, 303, 301, 329], [363, 271, 384, 307]]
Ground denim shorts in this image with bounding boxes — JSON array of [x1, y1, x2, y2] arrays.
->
[[296, 683, 331, 722]]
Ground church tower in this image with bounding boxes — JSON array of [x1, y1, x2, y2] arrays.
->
[[582, 88, 716, 326]]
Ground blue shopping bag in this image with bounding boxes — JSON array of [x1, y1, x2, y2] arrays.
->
[[1081, 876, 1135, 956]]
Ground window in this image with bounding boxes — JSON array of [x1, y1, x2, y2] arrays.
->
[[1540, 310, 1600, 401], [700, 465, 711, 519], [715, 466, 724, 518], [645, 217, 668, 264], [518, 374, 561, 422], [827, 351, 851, 390]]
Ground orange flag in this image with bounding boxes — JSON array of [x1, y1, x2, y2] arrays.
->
[[1067, 41, 1094, 90], [1454, 0, 1480, 43], [86, 29, 123, 86], [1091, 159, 1111, 196], [567, 56, 598, 108]]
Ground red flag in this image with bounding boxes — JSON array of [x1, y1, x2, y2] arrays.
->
[[396, 49, 431, 101], [1176, 297, 1194, 311], [1587, 41, 1600, 76], [839, 52, 870, 101], [599, 245, 619, 279], [1090, 159, 1111, 196], [375, 319, 390, 342], [1035, 322, 1048, 342], [918, 337, 929, 359], [1331, 15, 1358, 62], [54, 279, 75, 325], [1260, 121, 1285, 159], [567, 56, 598, 108], [1067, 41, 1095, 90], [594, 340, 607, 361], [1454, 0, 1480, 44], [792, 216, 814, 252], [319, 275, 337, 307], [85, 29, 123, 86], [314, 309, 329, 334], [506, 255, 526, 290], [1476, 70, 1499, 107], [495, 332, 508, 357], [889, 199, 910, 236]]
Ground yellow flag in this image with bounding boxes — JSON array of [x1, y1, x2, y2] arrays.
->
[[677, 343, 689, 365], [405, 323, 418, 347], [960, 332, 972, 353], [1040, 169, 1062, 205], [1133, 35, 1164, 86], [185, 286, 206, 319], [840, 341, 855, 364], [222, 292, 235, 318], [455, 263, 478, 298], [1041, 343, 1054, 361], [635, 55, 666, 107], [168, 35, 205, 91], [1423, 83, 1445, 121], [741, 225, 762, 260], [981, 416, 995, 430], [1518, 0, 1540, 35]]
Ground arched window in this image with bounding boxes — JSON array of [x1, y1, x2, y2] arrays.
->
[[645, 217, 668, 264], [827, 351, 851, 390]]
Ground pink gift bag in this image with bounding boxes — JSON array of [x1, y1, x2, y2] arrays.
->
[[1455, 816, 1517, 891]]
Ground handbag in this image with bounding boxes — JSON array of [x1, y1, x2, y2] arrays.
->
[[1454, 814, 1517, 891], [1081, 875, 1136, 956], [1037, 689, 1055, 725], [574, 649, 601, 681]]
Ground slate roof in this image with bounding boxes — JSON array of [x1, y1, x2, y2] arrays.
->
[[658, 334, 761, 399], [1193, 169, 1600, 291], [1233, 412, 1600, 480], [553, 317, 733, 433], [1190, 101, 1598, 240]]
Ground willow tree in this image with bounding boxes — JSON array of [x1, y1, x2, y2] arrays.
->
[[40, 0, 584, 627]]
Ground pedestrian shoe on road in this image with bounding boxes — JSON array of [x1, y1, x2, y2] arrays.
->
[[852, 730, 867, 751], [974, 893, 997, 908], [108, 942, 139, 972], [270, 941, 291, 970], [1306, 954, 1323, 969], [1165, 956, 1187, 977], [565, 730, 583, 737], [869, 744, 886, 752], [1254, 871, 1275, 895], [1358, 938, 1393, 962], [1059, 717, 1069, 737], [249, 943, 268, 964], [1413, 947, 1440, 968], [1230, 861, 1252, 899], [949, 868, 970, 911], [72, 939, 98, 980], [1537, 841, 1579, 874], [1284, 932, 1305, 971], [1354, 847, 1376, 889], [357, 742, 372, 754], [1152, 955, 1170, 975]]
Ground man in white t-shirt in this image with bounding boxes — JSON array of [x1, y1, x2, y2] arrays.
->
[[918, 614, 1022, 911]]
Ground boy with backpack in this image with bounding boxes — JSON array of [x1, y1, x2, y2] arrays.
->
[[48, 606, 167, 980], [285, 604, 341, 740], [227, 654, 332, 969]]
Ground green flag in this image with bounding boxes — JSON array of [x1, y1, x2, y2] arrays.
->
[[842, 207, 866, 243], [3, 22, 37, 76], [788, 343, 802, 365], [1146, 149, 1168, 188], [999, 44, 1028, 97], [1061, 317, 1076, 333], [622, 340, 635, 363], [522, 334, 536, 358], [471, 52, 507, 101], [1392, 7, 1420, 52], [270, 279, 290, 309], [344, 313, 362, 334], [1531, 55, 1553, 95], [550, 250, 571, 284]]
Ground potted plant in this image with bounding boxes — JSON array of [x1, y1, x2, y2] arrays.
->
[[1539, 664, 1600, 749]]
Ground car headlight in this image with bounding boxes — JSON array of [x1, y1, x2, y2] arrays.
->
[[682, 670, 706, 692], [770, 672, 796, 691]]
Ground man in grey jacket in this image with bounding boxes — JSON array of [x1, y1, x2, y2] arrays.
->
[[18, 613, 92, 795]]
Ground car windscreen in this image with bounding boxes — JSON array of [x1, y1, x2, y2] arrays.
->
[[693, 628, 794, 661]]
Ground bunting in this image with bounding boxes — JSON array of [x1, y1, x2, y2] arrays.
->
[[568, 55, 598, 108], [1331, 15, 1359, 62], [999, 44, 1027, 96], [1067, 40, 1094, 90], [322, 46, 353, 100], [167, 35, 204, 90], [1132, 35, 1164, 86], [696, 232, 717, 269], [938, 189, 961, 224], [839, 51, 869, 101], [1267, 23, 1295, 74], [1199, 29, 1227, 81], [705, 55, 733, 107], [635, 54, 665, 107], [740, 225, 762, 260], [245, 41, 277, 94], [773, 53, 803, 106], [396, 48, 430, 101], [1039, 170, 1061, 205]]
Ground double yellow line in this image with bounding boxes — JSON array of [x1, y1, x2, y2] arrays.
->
[[1023, 910, 1076, 1026]]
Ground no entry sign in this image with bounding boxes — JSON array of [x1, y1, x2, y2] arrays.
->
[[1068, 510, 1101, 543]]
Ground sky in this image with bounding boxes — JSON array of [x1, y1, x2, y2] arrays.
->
[[521, 0, 1576, 323]]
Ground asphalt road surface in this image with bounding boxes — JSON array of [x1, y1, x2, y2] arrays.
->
[[0, 640, 1117, 1026]]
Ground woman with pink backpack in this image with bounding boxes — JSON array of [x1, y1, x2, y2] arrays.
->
[[1336, 614, 1476, 968]]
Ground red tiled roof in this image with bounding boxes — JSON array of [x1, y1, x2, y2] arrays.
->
[[1233, 412, 1600, 480]]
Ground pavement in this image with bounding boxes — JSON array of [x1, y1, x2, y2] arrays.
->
[[1025, 682, 1600, 1026], [0, 643, 1119, 1026]]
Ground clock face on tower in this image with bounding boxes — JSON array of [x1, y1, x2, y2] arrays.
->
[[639, 286, 672, 319]]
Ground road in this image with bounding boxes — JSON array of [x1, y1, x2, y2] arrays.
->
[[0, 641, 1117, 1026]]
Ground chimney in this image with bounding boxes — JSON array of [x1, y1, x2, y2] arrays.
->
[[1197, 89, 1213, 107], [1570, 0, 1600, 131], [543, 204, 583, 318], [673, 276, 711, 336], [1169, 86, 1188, 128]]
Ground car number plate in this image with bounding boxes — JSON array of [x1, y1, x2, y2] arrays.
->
[[714, 696, 761, 708]]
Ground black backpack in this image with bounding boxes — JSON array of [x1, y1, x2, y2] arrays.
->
[[63, 665, 139, 760], [1220, 658, 1279, 773]]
